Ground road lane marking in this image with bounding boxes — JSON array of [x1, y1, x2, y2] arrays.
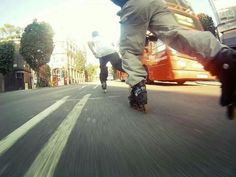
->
[[0, 163, 9, 176], [0, 96, 69, 156], [24, 94, 91, 177], [108, 95, 120, 98], [92, 119, 96, 124], [93, 84, 99, 89], [89, 95, 120, 100]]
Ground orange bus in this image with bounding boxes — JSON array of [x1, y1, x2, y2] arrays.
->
[[117, 2, 215, 85]]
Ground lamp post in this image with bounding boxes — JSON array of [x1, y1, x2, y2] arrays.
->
[[207, 0, 221, 25], [207, 0, 223, 40]]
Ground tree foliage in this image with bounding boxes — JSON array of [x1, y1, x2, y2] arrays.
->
[[20, 19, 54, 72], [0, 41, 15, 75], [198, 13, 217, 37], [0, 24, 22, 41], [75, 49, 86, 74], [85, 64, 97, 81]]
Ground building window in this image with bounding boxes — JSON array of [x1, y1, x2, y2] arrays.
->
[[15, 72, 24, 79]]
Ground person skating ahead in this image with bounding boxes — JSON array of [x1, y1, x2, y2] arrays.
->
[[110, 0, 236, 119], [88, 31, 125, 92]]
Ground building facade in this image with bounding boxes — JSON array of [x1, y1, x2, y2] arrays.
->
[[0, 40, 33, 92], [218, 6, 236, 49], [208, 0, 236, 49], [49, 40, 85, 86]]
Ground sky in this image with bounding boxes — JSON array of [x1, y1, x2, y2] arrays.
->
[[0, 0, 217, 43], [1, 0, 120, 44], [1, 0, 235, 63], [1, 0, 236, 41]]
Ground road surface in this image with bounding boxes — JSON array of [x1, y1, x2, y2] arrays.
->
[[0, 81, 235, 177]]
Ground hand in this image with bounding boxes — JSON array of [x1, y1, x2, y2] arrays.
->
[[93, 53, 99, 58]]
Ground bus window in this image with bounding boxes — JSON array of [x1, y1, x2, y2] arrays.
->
[[174, 13, 195, 28]]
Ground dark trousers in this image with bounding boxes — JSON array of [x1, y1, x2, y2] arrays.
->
[[99, 52, 125, 83]]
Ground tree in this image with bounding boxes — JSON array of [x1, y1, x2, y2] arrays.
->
[[39, 64, 51, 87], [0, 24, 22, 41], [0, 41, 15, 92], [75, 49, 86, 74], [0, 41, 15, 75], [198, 13, 217, 37], [85, 64, 97, 82], [20, 19, 54, 86]]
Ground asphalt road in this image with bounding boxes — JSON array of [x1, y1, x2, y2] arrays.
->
[[0, 81, 236, 177]]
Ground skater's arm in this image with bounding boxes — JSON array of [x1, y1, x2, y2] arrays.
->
[[87, 41, 97, 57]]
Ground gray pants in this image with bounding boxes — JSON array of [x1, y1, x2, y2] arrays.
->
[[118, 0, 227, 86]]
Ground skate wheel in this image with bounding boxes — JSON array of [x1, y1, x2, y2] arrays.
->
[[143, 104, 148, 113], [137, 104, 148, 113], [104, 89, 107, 93], [227, 103, 236, 120]]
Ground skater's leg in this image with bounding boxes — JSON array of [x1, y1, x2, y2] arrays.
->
[[118, 0, 236, 116], [205, 49, 236, 119], [146, 0, 236, 118], [147, 0, 223, 66], [129, 80, 148, 112], [99, 58, 108, 90], [118, 0, 150, 110], [109, 52, 125, 73], [147, 0, 236, 119], [118, 0, 150, 86]]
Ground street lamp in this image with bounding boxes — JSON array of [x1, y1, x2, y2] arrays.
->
[[207, 0, 221, 25], [207, 0, 223, 40]]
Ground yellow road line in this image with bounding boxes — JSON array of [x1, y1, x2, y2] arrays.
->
[[24, 94, 91, 177], [0, 96, 69, 156]]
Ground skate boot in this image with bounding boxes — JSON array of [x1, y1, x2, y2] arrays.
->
[[205, 48, 236, 120], [101, 81, 107, 93], [128, 80, 148, 112]]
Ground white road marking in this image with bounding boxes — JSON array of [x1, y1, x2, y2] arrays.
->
[[92, 119, 96, 124], [108, 96, 120, 98], [90, 96, 104, 100], [89, 95, 120, 100], [0, 96, 69, 156], [24, 94, 91, 177], [0, 163, 9, 176], [93, 84, 99, 89]]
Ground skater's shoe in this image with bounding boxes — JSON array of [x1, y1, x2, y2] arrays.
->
[[129, 80, 148, 112], [101, 81, 107, 93], [205, 48, 236, 119]]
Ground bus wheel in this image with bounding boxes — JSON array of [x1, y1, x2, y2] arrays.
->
[[177, 81, 185, 85]]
